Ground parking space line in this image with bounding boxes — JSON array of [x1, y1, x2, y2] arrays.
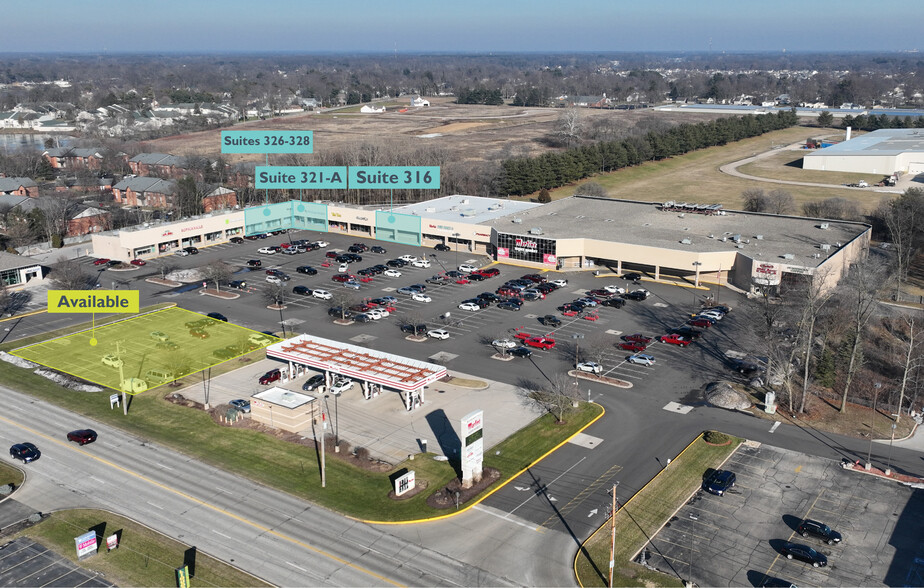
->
[[538, 463, 623, 528]]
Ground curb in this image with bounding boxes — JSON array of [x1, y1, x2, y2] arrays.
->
[[0, 309, 47, 323]]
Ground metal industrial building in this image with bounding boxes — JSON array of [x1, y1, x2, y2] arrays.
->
[[802, 128, 924, 175]]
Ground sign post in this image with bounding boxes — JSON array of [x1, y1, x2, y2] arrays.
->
[[460, 410, 484, 489]]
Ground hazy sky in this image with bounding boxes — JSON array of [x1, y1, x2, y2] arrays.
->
[[4, 0, 922, 53]]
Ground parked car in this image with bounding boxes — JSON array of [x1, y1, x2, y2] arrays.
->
[[156, 341, 179, 351], [344, 280, 361, 290], [622, 289, 650, 301], [266, 275, 283, 285], [478, 268, 501, 277], [411, 293, 432, 303], [229, 399, 251, 413], [602, 298, 626, 308], [185, 318, 212, 329], [296, 266, 318, 275], [603, 285, 625, 294], [509, 347, 533, 358], [492, 338, 517, 349], [229, 237, 244, 244], [384, 269, 402, 277], [796, 519, 842, 544], [672, 326, 705, 340], [229, 280, 247, 290], [660, 334, 691, 347], [149, 330, 169, 342], [426, 275, 450, 284], [313, 240, 329, 248], [497, 301, 521, 311], [524, 337, 556, 349], [387, 259, 407, 267], [257, 247, 276, 254], [293, 285, 312, 296], [331, 274, 353, 283], [623, 334, 652, 344], [458, 302, 481, 311], [466, 273, 486, 281], [67, 429, 98, 445], [9, 442, 40, 463], [207, 312, 227, 322], [93, 258, 110, 266], [329, 378, 354, 394], [189, 328, 209, 339], [623, 272, 643, 281], [702, 469, 736, 496], [399, 254, 418, 263], [370, 246, 387, 254], [627, 353, 656, 366], [302, 374, 326, 391], [400, 323, 428, 335], [130, 259, 146, 266], [246, 259, 262, 268], [618, 341, 647, 352], [539, 315, 562, 327], [434, 243, 451, 251], [458, 263, 479, 273], [174, 249, 190, 256], [312, 289, 332, 300], [688, 318, 714, 328], [259, 369, 282, 385], [549, 279, 568, 288], [427, 329, 450, 340], [588, 289, 612, 298], [183, 246, 199, 255], [780, 542, 827, 567], [576, 362, 603, 374]]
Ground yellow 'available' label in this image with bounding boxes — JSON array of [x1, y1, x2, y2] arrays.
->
[[47, 290, 140, 313]]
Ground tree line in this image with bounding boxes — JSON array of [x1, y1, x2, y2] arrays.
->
[[500, 109, 799, 196], [841, 113, 924, 131]]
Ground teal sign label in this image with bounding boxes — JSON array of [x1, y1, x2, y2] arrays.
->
[[221, 131, 313, 154], [255, 166, 347, 189], [349, 166, 440, 189]]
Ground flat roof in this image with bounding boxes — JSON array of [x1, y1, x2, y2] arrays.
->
[[804, 128, 924, 157], [252, 386, 316, 409], [489, 196, 869, 268], [392, 195, 541, 225], [267, 334, 447, 392]]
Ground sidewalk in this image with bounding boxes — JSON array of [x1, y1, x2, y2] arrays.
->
[[879, 417, 924, 451]]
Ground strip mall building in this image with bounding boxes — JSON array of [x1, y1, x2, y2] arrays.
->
[[91, 194, 869, 295]]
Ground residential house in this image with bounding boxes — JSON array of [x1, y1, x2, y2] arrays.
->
[[202, 186, 237, 213], [128, 153, 191, 178], [559, 94, 610, 108], [360, 105, 386, 113], [0, 177, 39, 197], [0, 195, 111, 238], [113, 177, 177, 208], [43, 147, 105, 170], [66, 206, 111, 236], [411, 96, 430, 107]]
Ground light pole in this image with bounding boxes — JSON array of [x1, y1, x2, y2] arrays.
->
[[453, 232, 460, 270], [867, 382, 881, 467], [887, 423, 897, 475], [692, 261, 702, 288], [324, 393, 340, 452]]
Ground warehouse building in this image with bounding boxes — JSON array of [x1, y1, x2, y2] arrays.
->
[[802, 128, 924, 175]]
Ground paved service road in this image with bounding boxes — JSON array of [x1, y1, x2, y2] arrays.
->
[[0, 386, 514, 587]]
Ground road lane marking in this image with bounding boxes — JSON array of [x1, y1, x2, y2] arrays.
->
[[507, 457, 586, 517], [470, 505, 539, 531], [769, 421, 781, 433], [0, 414, 405, 588]]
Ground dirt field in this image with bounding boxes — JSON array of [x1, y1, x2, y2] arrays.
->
[[140, 97, 717, 166]]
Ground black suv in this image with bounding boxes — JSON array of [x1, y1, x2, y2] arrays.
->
[[183, 246, 199, 254], [623, 272, 643, 281], [434, 243, 451, 251], [296, 266, 318, 275], [302, 374, 325, 391], [387, 259, 407, 267], [370, 246, 387, 254], [293, 285, 312, 296], [206, 312, 228, 322], [400, 323, 427, 335], [702, 469, 736, 496], [602, 297, 626, 308], [796, 519, 842, 544], [539, 315, 562, 327], [622, 290, 649, 301]]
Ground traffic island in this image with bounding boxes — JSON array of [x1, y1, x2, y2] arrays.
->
[[200, 288, 239, 299], [491, 353, 514, 361], [426, 467, 501, 509], [405, 335, 428, 342], [568, 370, 632, 388], [145, 277, 182, 287]]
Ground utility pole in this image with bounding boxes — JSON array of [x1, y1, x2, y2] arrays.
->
[[320, 407, 327, 488], [116, 341, 127, 416], [609, 482, 618, 588]]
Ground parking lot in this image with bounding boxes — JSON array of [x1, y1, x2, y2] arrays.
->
[[644, 443, 924, 587]]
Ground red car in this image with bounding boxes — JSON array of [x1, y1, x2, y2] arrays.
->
[[688, 318, 713, 328], [93, 258, 110, 266], [325, 251, 339, 259], [189, 328, 209, 339], [130, 259, 146, 266], [618, 341, 648, 352], [496, 287, 518, 296], [259, 369, 282, 385], [477, 268, 501, 277], [524, 337, 556, 350], [588, 289, 612, 298], [623, 334, 653, 344], [67, 429, 98, 445], [331, 274, 355, 283], [660, 334, 691, 347]]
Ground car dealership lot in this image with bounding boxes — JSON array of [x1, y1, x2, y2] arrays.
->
[[644, 444, 923, 588]]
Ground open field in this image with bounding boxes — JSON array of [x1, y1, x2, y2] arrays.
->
[[12, 509, 266, 587], [543, 127, 896, 214], [141, 99, 720, 165], [11, 307, 279, 393], [575, 434, 741, 588], [737, 148, 887, 186]]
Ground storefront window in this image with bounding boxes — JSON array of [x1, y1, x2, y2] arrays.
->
[[205, 231, 222, 242], [496, 233, 557, 265], [0, 268, 21, 286]]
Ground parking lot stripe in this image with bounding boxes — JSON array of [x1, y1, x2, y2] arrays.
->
[[538, 464, 623, 528]]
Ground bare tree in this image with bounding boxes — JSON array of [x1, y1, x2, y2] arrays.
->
[[741, 188, 766, 212], [50, 258, 93, 290], [797, 268, 836, 413], [4, 218, 37, 249], [576, 182, 608, 197], [155, 259, 178, 280], [889, 313, 924, 425], [557, 106, 583, 147], [201, 260, 233, 292], [262, 282, 288, 308], [839, 260, 884, 413], [517, 373, 582, 423], [328, 291, 356, 321], [765, 189, 794, 215]]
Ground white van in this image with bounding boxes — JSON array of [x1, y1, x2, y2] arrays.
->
[[145, 369, 174, 384]]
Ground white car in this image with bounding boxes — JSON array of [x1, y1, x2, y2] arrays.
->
[[412, 259, 431, 268], [258, 246, 276, 254], [576, 362, 603, 374], [458, 263, 479, 273], [102, 354, 123, 368], [149, 331, 169, 342], [627, 353, 656, 366], [550, 279, 568, 288], [411, 293, 432, 303], [399, 254, 418, 263], [313, 240, 329, 248], [427, 329, 450, 340], [698, 310, 724, 321], [312, 289, 332, 300], [344, 281, 361, 290], [458, 302, 481, 311], [338, 263, 349, 272], [603, 285, 626, 295], [174, 249, 190, 256], [329, 378, 354, 394], [492, 338, 517, 349], [266, 275, 282, 284], [383, 269, 402, 277], [367, 308, 389, 320]]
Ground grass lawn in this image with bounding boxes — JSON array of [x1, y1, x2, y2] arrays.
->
[[736, 149, 885, 186], [11, 509, 267, 587], [575, 433, 741, 588], [1, 314, 602, 521], [0, 461, 24, 489], [529, 127, 890, 215]]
